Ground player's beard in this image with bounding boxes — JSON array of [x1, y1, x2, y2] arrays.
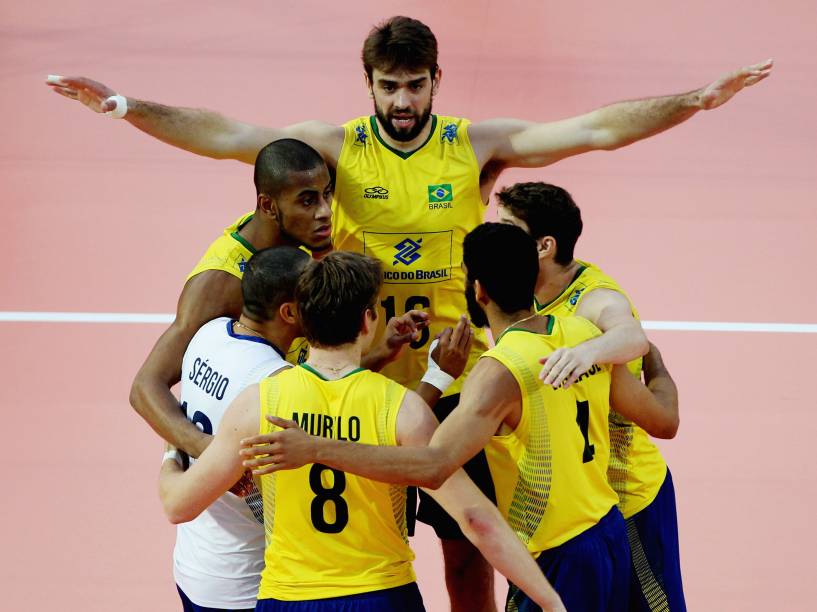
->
[[465, 280, 489, 329], [375, 100, 433, 142]]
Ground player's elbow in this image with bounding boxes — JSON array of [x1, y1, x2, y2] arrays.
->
[[162, 495, 197, 524], [649, 412, 680, 439], [416, 465, 453, 490], [459, 504, 501, 543], [129, 372, 148, 415]]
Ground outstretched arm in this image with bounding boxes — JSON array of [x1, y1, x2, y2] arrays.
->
[[129, 270, 242, 458], [540, 289, 648, 387], [239, 357, 518, 487], [159, 385, 259, 523], [45, 76, 344, 165], [471, 60, 773, 169], [609, 342, 679, 439], [426, 470, 564, 611]]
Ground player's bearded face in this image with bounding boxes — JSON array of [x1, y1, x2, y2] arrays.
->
[[465, 279, 489, 329], [375, 98, 432, 142]]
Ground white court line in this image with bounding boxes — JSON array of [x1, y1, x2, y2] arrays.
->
[[0, 311, 815, 333]]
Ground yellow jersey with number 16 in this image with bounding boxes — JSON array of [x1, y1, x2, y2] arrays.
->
[[187, 212, 309, 366], [482, 316, 619, 555], [256, 365, 415, 601], [534, 261, 667, 519], [332, 115, 489, 394]]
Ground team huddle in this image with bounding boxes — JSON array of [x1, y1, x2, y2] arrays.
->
[[49, 15, 772, 612]]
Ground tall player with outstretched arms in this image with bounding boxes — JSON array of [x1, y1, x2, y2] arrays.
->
[[48, 15, 771, 611]]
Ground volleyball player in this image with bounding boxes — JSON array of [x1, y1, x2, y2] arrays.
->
[[497, 182, 685, 611]]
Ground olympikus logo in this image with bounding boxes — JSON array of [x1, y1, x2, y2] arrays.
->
[[393, 238, 423, 266], [364, 186, 389, 200]]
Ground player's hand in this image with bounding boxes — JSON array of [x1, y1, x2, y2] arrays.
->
[[239, 416, 316, 476], [538, 343, 597, 389], [432, 315, 473, 379], [381, 309, 430, 363], [45, 75, 120, 113], [698, 59, 773, 110], [228, 471, 255, 497]]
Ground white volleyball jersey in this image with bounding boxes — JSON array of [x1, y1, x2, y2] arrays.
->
[[174, 317, 289, 609]]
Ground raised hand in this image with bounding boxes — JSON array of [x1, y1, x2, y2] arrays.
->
[[45, 75, 121, 114], [698, 59, 773, 110], [431, 315, 474, 380]]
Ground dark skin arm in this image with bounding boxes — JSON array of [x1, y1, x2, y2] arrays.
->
[[129, 270, 243, 458]]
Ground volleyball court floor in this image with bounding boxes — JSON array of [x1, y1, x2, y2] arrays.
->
[[2, 1, 816, 610]]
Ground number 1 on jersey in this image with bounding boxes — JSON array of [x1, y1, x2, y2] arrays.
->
[[575, 400, 595, 463]]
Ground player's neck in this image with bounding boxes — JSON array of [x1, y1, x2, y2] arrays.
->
[[237, 214, 279, 251], [535, 259, 582, 306], [235, 315, 294, 357], [374, 116, 434, 153], [306, 343, 364, 380], [489, 307, 542, 341]]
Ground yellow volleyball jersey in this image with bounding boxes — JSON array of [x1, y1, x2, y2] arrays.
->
[[534, 260, 667, 518], [256, 365, 415, 601], [187, 212, 309, 366], [482, 316, 619, 555], [333, 115, 489, 394]]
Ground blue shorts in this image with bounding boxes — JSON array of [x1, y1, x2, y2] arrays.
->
[[176, 585, 254, 612], [507, 506, 631, 612], [625, 468, 686, 612], [255, 583, 425, 612]]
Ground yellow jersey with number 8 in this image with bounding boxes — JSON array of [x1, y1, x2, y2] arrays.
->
[[534, 261, 667, 519], [483, 316, 619, 555], [256, 365, 415, 601], [332, 115, 489, 394]]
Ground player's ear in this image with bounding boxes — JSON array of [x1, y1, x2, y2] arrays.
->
[[278, 301, 298, 325], [538, 236, 556, 261], [474, 279, 489, 305], [364, 72, 374, 98], [431, 65, 441, 97], [257, 194, 276, 220]]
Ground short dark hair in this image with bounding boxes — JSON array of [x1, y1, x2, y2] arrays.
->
[[362, 16, 438, 80], [496, 182, 583, 266], [463, 223, 539, 315], [295, 252, 382, 347], [254, 139, 326, 198], [241, 247, 311, 323]]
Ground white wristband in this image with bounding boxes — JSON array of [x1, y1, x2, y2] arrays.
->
[[421, 368, 456, 393], [163, 449, 182, 467], [104, 94, 128, 119], [422, 338, 455, 392]]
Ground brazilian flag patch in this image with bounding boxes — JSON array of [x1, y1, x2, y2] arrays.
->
[[427, 184, 453, 203]]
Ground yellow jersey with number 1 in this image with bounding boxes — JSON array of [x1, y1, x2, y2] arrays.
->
[[256, 365, 415, 601], [332, 115, 489, 394], [534, 260, 667, 519], [187, 212, 309, 366], [482, 316, 619, 555]]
